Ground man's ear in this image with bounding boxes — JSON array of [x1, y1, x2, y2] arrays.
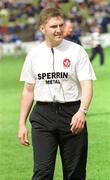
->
[[40, 25, 45, 34]]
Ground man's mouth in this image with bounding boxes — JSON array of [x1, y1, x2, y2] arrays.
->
[[55, 34, 62, 38]]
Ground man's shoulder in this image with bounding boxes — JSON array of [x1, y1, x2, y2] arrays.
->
[[63, 39, 87, 57], [29, 42, 44, 53], [25, 41, 46, 62], [63, 39, 82, 50]]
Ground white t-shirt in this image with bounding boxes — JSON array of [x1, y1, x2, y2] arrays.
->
[[91, 32, 101, 48], [20, 39, 96, 102]]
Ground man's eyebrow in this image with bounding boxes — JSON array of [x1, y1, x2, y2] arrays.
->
[[50, 23, 64, 28]]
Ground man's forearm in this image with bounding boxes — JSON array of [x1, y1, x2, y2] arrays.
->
[[19, 83, 34, 126], [80, 80, 93, 113], [19, 96, 33, 126]]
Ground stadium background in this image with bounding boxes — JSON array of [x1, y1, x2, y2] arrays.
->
[[0, 0, 110, 180]]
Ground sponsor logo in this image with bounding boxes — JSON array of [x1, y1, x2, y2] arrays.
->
[[63, 59, 71, 68], [38, 72, 68, 80], [37, 72, 68, 84]]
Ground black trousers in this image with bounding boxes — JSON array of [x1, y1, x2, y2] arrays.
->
[[90, 45, 104, 65], [29, 101, 88, 180]]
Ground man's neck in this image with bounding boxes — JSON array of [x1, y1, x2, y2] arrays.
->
[[45, 40, 63, 48]]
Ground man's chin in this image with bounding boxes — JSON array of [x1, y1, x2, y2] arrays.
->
[[55, 37, 63, 42]]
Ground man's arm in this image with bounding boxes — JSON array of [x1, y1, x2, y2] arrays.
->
[[70, 80, 93, 134], [18, 82, 35, 146]]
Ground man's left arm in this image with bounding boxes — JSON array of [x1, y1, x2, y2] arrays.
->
[[70, 80, 93, 134]]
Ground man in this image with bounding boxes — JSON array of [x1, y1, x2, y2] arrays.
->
[[90, 26, 105, 65], [18, 8, 96, 180], [63, 19, 81, 45]]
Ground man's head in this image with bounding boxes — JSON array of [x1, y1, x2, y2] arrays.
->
[[39, 8, 64, 47], [39, 8, 64, 27], [63, 20, 73, 37], [94, 26, 101, 33]]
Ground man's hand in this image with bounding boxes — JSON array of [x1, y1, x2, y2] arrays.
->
[[70, 111, 86, 134], [18, 125, 30, 146]]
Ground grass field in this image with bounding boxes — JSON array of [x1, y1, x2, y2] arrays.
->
[[0, 47, 110, 180]]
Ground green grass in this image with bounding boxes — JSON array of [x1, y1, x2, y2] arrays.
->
[[0, 47, 110, 180]]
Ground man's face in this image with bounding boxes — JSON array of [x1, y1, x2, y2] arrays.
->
[[64, 22, 73, 36], [41, 16, 64, 47]]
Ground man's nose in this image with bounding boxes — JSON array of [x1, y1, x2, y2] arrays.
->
[[56, 26, 62, 32]]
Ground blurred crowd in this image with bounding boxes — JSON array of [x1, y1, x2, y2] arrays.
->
[[70, 0, 110, 34], [0, 0, 110, 44]]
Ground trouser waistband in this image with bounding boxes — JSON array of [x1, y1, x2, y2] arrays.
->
[[36, 100, 80, 106]]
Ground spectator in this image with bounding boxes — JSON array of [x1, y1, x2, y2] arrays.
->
[[14, 39, 24, 56], [63, 19, 81, 44], [90, 26, 105, 65]]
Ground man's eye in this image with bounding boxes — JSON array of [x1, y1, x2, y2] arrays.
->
[[50, 26, 57, 28], [60, 24, 64, 28]]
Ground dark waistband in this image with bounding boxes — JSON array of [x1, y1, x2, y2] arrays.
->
[[36, 100, 80, 106]]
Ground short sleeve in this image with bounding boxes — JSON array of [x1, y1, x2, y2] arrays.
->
[[77, 47, 96, 81], [20, 52, 35, 83]]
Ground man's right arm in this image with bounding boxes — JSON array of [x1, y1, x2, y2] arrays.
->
[[18, 82, 35, 146]]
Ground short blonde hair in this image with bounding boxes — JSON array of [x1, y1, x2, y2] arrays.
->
[[39, 8, 64, 27]]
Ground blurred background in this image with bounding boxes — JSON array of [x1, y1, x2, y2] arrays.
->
[[0, 1, 110, 180], [0, 0, 110, 55]]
